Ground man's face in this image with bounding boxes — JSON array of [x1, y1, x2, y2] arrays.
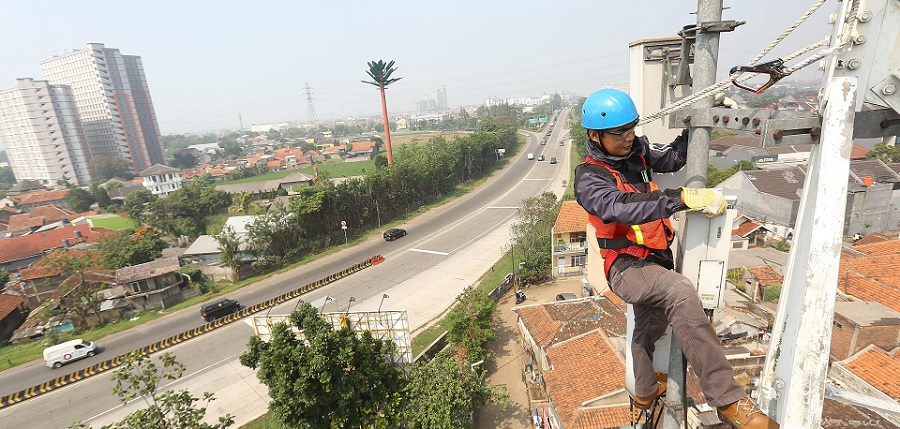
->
[[593, 121, 637, 157]]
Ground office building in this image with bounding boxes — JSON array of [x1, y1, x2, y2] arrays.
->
[[40, 43, 165, 172], [0, 78, 92, 185]]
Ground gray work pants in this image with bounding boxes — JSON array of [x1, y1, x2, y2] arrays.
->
[[608, 255, 746, 407]]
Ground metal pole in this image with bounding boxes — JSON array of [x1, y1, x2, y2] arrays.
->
[[664, 2, 722, 427], [758, 76, 857, 427]]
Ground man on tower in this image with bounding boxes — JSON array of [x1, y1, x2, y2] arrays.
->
[[574, 88, 777, 429]]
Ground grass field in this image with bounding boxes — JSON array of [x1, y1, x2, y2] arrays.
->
[[389, 131, 470, 146], [218, 160, 376, 185], [90, 216, 137, 231]]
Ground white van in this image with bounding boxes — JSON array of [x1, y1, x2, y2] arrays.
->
[[43, 339, 97, 369], [527, 153, 534, 160]]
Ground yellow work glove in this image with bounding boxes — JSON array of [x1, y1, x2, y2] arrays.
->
[[680, 187, 726, 218]]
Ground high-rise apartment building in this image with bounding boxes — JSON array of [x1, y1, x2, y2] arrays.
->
[[0, 78, 92, 185], [40, 43, 165, 172]]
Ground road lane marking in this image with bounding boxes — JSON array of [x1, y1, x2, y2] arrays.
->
[[408, 248, 449, 256]]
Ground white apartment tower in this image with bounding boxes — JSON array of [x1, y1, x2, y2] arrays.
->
[[0, 78, 92, 185], [40, 43, 165, 172]]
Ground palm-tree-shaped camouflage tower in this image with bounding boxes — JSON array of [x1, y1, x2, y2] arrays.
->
[[362, 60, 402, 166]]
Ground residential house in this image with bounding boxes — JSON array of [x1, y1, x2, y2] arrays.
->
[[6, 205, 75, 232], [0, 224, 105, 271], [53, 270, 117, 327], [345, 141, 377, 162], [10, 248, 103, 308], [829, 345, 900, 427], [279, 172, 315, 194], [515, 298, 626, 372], [830, 301, 900, 362], [714, 307, 768, 343], [720, 160, 900, 237], [139, 164, 183, 197], [743, 265, 783, 303], [0, 294, 26, 342], [4, 179, 44, 196], [115, 257, 195, 310], [838, 251, 900, 314], [542, 330, 632, 428], [551, 201, 589, 279], [731, 215, 769, 249], [11, 189, 69, 212], [323, 144, 347, 160], [0, 206, 22, 230]]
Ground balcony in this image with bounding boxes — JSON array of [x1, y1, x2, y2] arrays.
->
[[553, 242, 587, 256]]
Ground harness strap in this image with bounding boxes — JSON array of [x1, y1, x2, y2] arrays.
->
[[597, 237, 636, 249]]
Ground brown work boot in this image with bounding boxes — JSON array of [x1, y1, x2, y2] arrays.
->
[[633, 381, 666, 410], [718, 397, 779, 429]]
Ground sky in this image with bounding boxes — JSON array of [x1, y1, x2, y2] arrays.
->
[[0, 1, 836, 135]]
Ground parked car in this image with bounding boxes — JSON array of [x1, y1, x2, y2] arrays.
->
[[383, 228, 407, 241], [556, 293, 578, 301], [201, 298, 241, 322], [549, 157, 557, 164], [44, 339, 97, 369]]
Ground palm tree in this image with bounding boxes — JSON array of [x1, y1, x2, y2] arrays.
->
[[362, 60, 402, 166]]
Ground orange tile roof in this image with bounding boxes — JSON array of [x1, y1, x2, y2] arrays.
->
[[571, 406, 633, 429], [747, 265, 782, 287], [516, 299, 627, 348], [554, 201, 590, 234], [838, 255, 900, 313], [0, 294, 24, 319], [853, 238, 900, 256], [349, 141, 376, 151], [13, 189, 69, 206], [843, 346, 900, 400], [544, 330, 629, 429], [17, 248, 102, 281], [266, 160, 283, 169], [7, 214, 46, 230], [733, 221, 762, 237], [853, 233, 891, 247], [850, 144, 870, 160], [0, 225, 105, 264]]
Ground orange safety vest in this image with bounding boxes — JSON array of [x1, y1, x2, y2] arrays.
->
[[582, 156, 675, 278]]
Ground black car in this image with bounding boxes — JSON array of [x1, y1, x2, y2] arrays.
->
[[383, 228, 407, 241], [201, 298, 241, 322], [549, 157, 557, 164]]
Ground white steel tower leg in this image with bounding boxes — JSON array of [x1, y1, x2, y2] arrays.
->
[[758, 77, 857, 427]]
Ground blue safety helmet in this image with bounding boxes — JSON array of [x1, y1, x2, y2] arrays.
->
[[581, 89, 639, 130]]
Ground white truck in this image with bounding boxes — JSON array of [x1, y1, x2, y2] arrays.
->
[[43, 339, 97, 369]]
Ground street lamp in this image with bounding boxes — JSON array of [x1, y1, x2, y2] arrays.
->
[[345, 297, 356, 315], [378, 294, 389, 312], [319, 296, 334, 314]]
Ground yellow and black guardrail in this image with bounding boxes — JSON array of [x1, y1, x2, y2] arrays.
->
[[0, 255, 384, 410]]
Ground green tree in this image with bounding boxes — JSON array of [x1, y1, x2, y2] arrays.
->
[[97, 228, 167, 270], [144, 178, 231, 238], [66, 187, 96, 212], [215, 225, 243, 282], [866, 142, 900, 163], [170, 151, 198, 169], [91, 184, 112, 209], [509, 192, 559, 285], [123, 188, 156, 224], [89, 155, 134, 182], [0, 268, 9, 291], [43, 250, 107, 328], [69, 351, 234, 429], [240, 303, 405, 429], [445, 286, 497, 364], [363, 60, 402, 166], [403, 352, 507, 429]]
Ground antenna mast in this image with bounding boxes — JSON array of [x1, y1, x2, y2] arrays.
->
[[305, 82, 318, 126]]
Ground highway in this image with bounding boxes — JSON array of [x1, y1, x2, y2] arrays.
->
[[0, 115, 574, 428]]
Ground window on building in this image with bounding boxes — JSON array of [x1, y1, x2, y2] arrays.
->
[[569, 232, 586, 244], [833, 321, 843, 330], [571, 255, 584, 267], [131, 280, 150, 293]]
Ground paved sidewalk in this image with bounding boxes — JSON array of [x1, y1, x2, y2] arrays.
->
[[474, 277, 587, 428]]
